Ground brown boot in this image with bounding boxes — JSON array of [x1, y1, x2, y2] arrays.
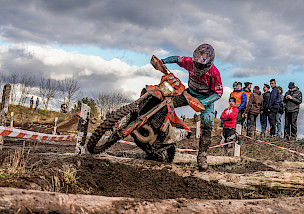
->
[[197, 134, 211, 170], [197, 115, 212, 170], [197, 151, 208, 170]]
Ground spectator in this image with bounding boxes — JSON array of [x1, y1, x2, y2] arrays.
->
[[243, 82, 253, 107], [276, 86, 285, 138], [30, 96, 34, 109], [260, 84, 271, 137], [220, 97, 239, 153], [283, 82, 302, 140], [106, 111, 111, 118], [230, 82, 247, 125], [230, 81, 238, 97], [267, 79, 281, 137], [193, 113, 198, 123], [35, 97, 40, 112], [244, 86, 263, 137], [214, 110, 217, 118]]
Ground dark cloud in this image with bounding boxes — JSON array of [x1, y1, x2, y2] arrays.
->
[[1, 0, 304, 77]]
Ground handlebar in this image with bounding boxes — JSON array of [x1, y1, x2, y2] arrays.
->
[[150, 55, 170, 75]]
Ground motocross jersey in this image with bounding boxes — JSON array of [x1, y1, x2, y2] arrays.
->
[[177, 56, 223, 98]]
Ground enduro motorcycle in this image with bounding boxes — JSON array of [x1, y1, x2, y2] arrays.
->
[[87, 55, 205, 162]]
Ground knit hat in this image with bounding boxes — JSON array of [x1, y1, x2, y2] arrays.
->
[[244, 82, 252, 87], [229, 97, 236, 103], [288, 82, 296, 89], [236, 82, 242, 86]]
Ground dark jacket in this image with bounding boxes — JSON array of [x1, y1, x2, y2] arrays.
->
[[267, 86, 281, 109], [283, 88, 302, 112], [262, 91, 270, 112], [245, 91, 263, 115]]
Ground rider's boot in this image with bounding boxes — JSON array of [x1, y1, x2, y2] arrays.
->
[[197, 117, 212, 170], [197, 136, 211, 170]]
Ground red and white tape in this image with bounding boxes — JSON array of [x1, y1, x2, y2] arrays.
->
[[240, 134, 304, 157], [0, 126, 76, 141]]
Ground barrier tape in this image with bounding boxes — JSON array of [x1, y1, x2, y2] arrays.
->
[[0, 125, 234, 152], [239, 134, 304, 157], [0, 126, 76, 141]]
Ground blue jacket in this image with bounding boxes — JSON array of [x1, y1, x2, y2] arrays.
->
[[233, 89, 247, 111], [267, 86, 281, 109]]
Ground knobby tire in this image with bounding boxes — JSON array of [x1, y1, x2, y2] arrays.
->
[[87, 102, 138, 154]]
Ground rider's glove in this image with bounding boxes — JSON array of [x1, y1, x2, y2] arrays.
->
[[161, 56, 178, 64]]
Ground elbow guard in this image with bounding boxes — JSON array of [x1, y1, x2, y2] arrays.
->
[[161, 56, 178, 64]]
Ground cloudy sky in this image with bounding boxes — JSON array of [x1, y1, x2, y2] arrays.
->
[[0, 0, 303, 135]]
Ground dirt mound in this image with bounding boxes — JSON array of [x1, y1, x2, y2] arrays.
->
[[57, 114, 79, 133], [1, 152, 302, 200], [210, 159, 276, 174]]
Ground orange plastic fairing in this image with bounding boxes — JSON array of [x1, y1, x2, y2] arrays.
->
[[183, 91, 205, 112]]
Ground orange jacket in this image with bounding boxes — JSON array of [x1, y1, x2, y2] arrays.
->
[[243, 90, 252, 107], [230, 90, 247, 110]]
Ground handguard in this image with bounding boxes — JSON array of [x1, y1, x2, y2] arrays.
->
[[151, 55, 169, 74], [183, 91, 205, 112]]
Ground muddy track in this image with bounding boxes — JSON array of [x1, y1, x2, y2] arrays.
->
[[1, 187, 304, 214], [2, 117, 304, 213]]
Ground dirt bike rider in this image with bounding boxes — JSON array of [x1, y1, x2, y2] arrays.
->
[[161, 44, 223, 170]]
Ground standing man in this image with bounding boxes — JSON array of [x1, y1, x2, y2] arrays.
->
[[160, 44, 223, 170], [284, 82, 302, 140], [230, 82, 247, 125], [260, 84, 271, 137], [232, 81, 238, 92], [243, 82, 252, 107], [35, 97, 40, 112], [30, 96, 34, 109], [244, 86, 263, 137], [266, 79, 281, 137], [276, 86, 285, 137], [229, 81, 238, 97]]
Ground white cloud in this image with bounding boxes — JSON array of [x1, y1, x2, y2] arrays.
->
[[0, 44, 191, 100]]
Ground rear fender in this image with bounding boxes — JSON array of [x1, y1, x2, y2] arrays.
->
[[183, 91, 205, 112], [161, 104, 191, 132]]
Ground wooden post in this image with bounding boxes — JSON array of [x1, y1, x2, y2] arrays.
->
[[53, 117, 58, 135], [10, 112, 14, 128], [75, 103, 91, 154], [196, 120, 201, 139], [0, 84, 11, 150], [234, 124, 242, 157]]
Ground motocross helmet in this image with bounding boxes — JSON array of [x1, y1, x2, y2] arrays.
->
[[193, 44, 215, 76]]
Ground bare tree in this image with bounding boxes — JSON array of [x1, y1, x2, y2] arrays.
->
[[39, 78, 58, 110], [0, 74, 4, 99], [58, 79, 80, 109], [94, 91, 131, 117], [5, 74, 19, 104], [18, 74, 36, 105]]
